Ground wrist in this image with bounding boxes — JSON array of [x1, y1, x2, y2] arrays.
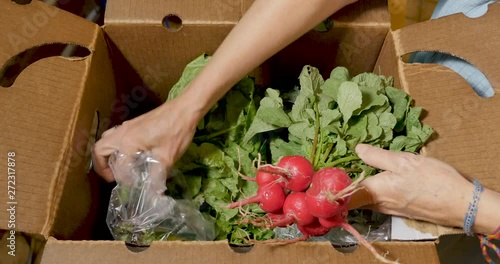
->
[[161, 92, 205, 131], [473, 187, 500, 234]]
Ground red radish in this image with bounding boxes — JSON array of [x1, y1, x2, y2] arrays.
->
[[247, 192, 316, 228], [256, 170, 286, 188], [318, 210, 347, 228], [227, 183, 285, 213], [297, 219, 331, 238], [259, 155, 314, 192], [305, 168, 352, 219], [282, 192, 316, 226]]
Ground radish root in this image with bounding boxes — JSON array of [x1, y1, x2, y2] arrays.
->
[[340, 222, 400, 264], [244, 236, 308, 245]]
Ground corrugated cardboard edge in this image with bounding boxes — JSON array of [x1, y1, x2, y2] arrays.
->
[[0, 0, 107, 238], [40, 237, 439, 264], [40, 29, 98, 238]]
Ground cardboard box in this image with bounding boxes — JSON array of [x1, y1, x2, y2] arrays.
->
[[388, 0, 438, 30], [1, 0, 499, 263], [103, 0, 390, 100], [0, 0, 115, 239]]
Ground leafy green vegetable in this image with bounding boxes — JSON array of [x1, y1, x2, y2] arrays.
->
[[159, 55, 433, 245], [246, 65, 434, 179]]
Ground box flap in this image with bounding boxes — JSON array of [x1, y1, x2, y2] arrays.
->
[[40, 238, 439, 264], [392, 2, 500, 192], [104, 0, 391, 100], [375, 2, 500, 241], [105, 0, 243, 24], [0, 0, 112, 238], [391, 216, 463, 241]]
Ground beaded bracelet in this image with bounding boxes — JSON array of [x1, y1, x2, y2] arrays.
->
[[478, 226, 500, 264], [463, 179, 484, 236]]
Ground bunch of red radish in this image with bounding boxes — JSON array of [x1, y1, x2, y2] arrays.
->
[[227, 155, 398, 264]]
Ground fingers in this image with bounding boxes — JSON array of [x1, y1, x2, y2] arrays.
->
[[92, 125, 132, 182], [355, 143, 420, 174], [348, 170, 394, 210], [347, 187, 374, 210], [92, 140, 116, 182]]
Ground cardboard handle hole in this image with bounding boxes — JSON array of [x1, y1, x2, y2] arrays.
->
[[162, 14, 183, 32], [332, 243, 359, 254], [229, 244, 254, 254], [125, 243, 150, 253], [11, 0, 32, 5], [405, 51, 494, 98], [0, 43, 91, 88]]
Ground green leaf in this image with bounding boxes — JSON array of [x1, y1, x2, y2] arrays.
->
[[270, 138, 305, 163], [385, 86, 410, 132], [289, 122, 315, 141], [330, 66, 350, 81], [337, 82, 362, 123], [389, 136, 422, 152], [220, 177, 239, 195], [203, 178, 230, 201], [320, 79, 342, 102], [345, 115, 368, 148], [206, 196, 239, 222], [289, 66, 323, 123], [351, 72, 385, 90], [378, 112, 397, 130], [320, 109, 341, 128], [318, 92, 335, 111], [333, 138, 347, 157], [354, 86, 388, 116], [408, 125, 434, 143], [184, 174, 202, 199], [242, 89, 291, 143], [224, 142, 255, 179], [167, 54, 210, 101], [299, 65, 325, 95], [406, 107, 423, 132], [366, 113, 383, 141]]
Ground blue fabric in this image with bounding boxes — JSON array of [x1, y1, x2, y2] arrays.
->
[[409, 0, 497, 98]]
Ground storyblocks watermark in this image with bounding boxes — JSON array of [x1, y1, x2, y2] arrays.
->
[[6, 151, 16, 257]]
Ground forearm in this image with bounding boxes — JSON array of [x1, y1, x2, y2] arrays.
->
[[179, 0, 356, 120]]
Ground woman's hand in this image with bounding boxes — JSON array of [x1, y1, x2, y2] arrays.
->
[[92, 93, 202, 184], [349, 144, 500, 235]]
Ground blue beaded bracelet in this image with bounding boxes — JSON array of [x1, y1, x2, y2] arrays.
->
[[463, 179, 484, 236]]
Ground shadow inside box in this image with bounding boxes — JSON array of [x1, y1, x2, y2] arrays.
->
[[89, 33, 164, 241]]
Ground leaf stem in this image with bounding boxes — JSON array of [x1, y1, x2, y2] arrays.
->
[[310, 103, 321, 166], [320, 142, 334, 165], [324, 155, 360, 168], [194, 126, 236, 141]]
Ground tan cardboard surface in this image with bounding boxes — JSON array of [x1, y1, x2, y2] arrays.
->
[[104, 0, 390, 100], [0, 0, 115, 238], [374, 2, 500, 239], [40, 238, 439, 264], [391, 2, 499, 192]]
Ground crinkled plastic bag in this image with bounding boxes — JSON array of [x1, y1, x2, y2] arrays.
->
[[274, 212, 391, 245], [106, 151, 216, 246]]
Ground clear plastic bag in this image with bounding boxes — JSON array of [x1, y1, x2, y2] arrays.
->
[[273, 212, 391, 245], [106, 151, 216, 246]]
